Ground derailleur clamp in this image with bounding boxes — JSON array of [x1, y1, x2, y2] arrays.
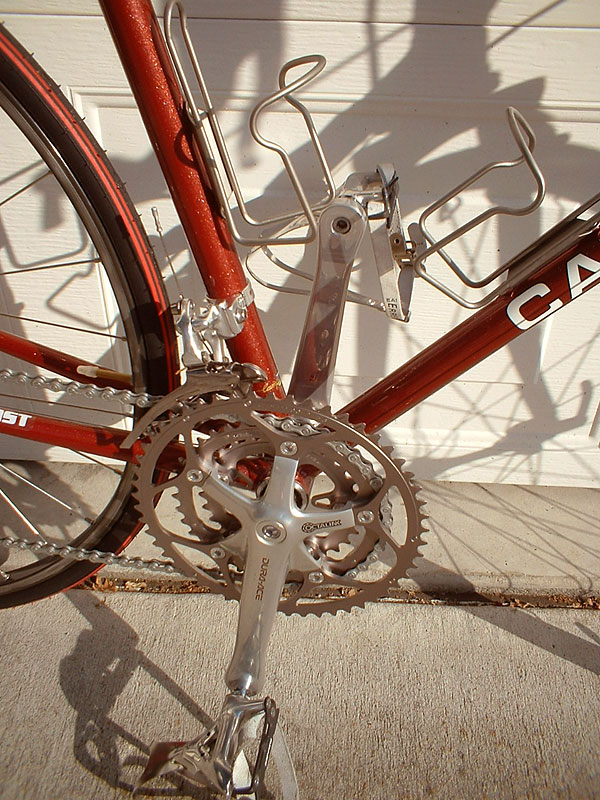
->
[[173, 285, 254, 367]]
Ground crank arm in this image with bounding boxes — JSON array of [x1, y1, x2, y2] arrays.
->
[[136, 457, 299, 797], [226, 519, 293, 696], [288, 196, 367, 408], [135, 555, 294, 798]]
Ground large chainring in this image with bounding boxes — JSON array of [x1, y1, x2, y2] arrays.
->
[[133, 395, 426, 615]]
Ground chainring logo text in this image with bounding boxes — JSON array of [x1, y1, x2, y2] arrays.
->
[[301, 519, 342, 534], [255, 557, 270, 601]]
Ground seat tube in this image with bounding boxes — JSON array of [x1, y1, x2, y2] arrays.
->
[[99, 0, 283, 396]]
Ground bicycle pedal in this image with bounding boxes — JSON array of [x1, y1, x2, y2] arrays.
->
[[133, 703, 298, 799], [134, 732, 256, 797]]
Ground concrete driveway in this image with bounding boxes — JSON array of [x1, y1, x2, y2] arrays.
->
[[0, 480, 599, 799]]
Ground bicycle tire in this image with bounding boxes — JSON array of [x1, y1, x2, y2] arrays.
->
[[0, 24, 178, 607]]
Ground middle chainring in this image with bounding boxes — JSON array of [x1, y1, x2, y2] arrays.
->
[[133, 395, 426, 615]]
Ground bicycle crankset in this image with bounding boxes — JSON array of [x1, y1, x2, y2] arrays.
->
[[133, 394, 427, 615]]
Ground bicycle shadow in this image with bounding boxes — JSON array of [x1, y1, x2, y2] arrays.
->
[[409, 478, 600, 614], [236, 0, 600, 485], [57, 579, 600, 800], [407, 378, 595, 483], [59, 590, 215, 797], [408, 560, 600, 676]]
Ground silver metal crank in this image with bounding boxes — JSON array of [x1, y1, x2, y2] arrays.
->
[[288, 197, 367, 408]]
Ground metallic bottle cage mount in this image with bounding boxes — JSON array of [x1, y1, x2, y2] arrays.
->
[[409, 107, 546, 308], [162, 0, 546, 312], [164, 0, 335, 246]]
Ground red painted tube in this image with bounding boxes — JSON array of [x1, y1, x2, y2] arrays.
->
[[342, 225, 600, 432], [0, 329, 132, 390], [2, 412, 136, 461], [99, 0, 283, 396], [0, 412, 185, 470]]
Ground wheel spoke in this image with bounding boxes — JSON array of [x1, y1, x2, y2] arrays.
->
[[73, 451, 125, 477], [0, 486, 47, 541], [0, 311, 128, 340], [0, 26, 176, 602], [0, 167, 51, 207], [0, 256, 102, 276], [0, 462, 94, 522]]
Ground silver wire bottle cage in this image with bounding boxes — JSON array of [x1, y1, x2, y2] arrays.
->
[[163, 0, 335, 246], [405, 107, 546, 309], [243, 109, 547, 319]]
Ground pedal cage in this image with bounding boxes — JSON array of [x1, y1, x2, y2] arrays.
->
[[135, 695, 298, 800]]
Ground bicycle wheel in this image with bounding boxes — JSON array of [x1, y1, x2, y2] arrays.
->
[[0, 25, 179, 606]]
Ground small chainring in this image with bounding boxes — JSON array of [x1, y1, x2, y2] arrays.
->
[[133, 395, 426, 615]]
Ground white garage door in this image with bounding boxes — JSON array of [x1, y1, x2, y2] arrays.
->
[[3, 1, 600, 486]]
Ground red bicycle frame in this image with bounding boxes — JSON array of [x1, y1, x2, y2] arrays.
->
[[1, 0, 600, 461]]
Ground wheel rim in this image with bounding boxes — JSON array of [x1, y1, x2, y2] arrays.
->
[[0, 80, 155, 596]]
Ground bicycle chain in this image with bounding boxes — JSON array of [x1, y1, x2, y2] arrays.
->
[[0, 536, 182, 584], [0, 365, 176, 581], [0, 366, 157, 407]]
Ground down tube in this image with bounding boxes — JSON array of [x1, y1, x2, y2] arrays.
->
[[99, 0, 283, 396], [342, 225, 600, 433]]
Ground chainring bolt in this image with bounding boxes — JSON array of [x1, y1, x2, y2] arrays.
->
[[280, 441, 298, 455], [210, 547, 225, 560], [357, 510, 375, 523], [308, 571, 324, 584], [260, 523, 283, 540], [186, 469, 203, 483]]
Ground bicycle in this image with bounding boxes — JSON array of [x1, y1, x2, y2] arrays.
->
[[0, 0, 599, 796]]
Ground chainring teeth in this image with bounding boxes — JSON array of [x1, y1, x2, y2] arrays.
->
[[132, 392, 427, 616]]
